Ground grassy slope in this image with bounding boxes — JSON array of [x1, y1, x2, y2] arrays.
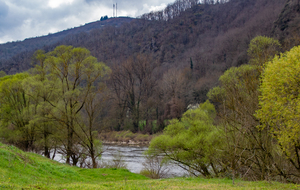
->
[[0, 142, 299, 190]]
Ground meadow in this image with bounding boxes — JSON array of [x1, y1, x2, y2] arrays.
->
[[0, 142, 299, 190]]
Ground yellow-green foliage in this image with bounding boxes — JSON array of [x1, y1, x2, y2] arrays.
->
[[248, 36, 281, 66], [0, 73, 32, 143], [148, 101, 223, 177], [207, 64, 260, 107], [256, 45, 300, 152]]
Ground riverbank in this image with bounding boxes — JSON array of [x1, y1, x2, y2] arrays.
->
[[99, 130, 159, 146], [0, 142, 299, 190]]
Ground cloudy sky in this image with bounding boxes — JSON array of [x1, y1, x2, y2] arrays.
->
[[0, 0, 175, 44]]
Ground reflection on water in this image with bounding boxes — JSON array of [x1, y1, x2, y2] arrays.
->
[[51, 144, 187, 177]]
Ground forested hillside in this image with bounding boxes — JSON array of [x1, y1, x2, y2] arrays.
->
[[0, 17, 133, 64], [0, 0, 288, 116], [0, 0, 295, 130], [0, 0, 297, 134]]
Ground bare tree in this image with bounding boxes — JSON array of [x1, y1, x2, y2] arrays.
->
[[110, 54, 158, 132]]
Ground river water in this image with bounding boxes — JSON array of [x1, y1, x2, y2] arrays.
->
[[52, 144, 187, 177], [101, 145, 188, 177]]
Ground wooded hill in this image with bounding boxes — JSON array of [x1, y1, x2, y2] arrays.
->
[[0, 0, 298, 129], [0, 0, 288, 73], [0, 17, 134, 63], [0, 0, 288, 91], [0, 0, 299, 132]]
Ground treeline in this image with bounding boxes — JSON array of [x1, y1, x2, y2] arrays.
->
[[147, 36, 300, 183], [139, 0, 228, 21]]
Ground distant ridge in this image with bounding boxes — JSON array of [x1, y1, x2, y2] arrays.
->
[[0, 17, 134, 61]]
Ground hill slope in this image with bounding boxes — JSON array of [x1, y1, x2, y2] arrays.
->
[[0, 0, 295, 132], [0, 0, 286, 75], [0, 17, 133, 64]]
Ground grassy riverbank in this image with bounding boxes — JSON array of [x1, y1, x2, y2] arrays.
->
[[0, 142, 299, 190]]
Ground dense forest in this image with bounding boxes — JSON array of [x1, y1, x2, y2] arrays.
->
[[1, 0, 300, 184]]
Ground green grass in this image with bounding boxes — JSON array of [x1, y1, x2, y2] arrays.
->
[[0, 142, 299, 189]]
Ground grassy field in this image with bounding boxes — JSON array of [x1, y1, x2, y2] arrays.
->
[[0, 142, 299, 190]]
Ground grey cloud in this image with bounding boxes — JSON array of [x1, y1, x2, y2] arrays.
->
[[0, 1, 9, 18], [0, 0, 174, 43], [85, 0, 174, 16]]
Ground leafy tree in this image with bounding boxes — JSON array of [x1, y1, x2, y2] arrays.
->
[[208, 64, 271, 181], [207, 36, 283, 181], [247, 36, 281, 67], [148, 100, 224, 177], [0, 71, 6, 77], [37, 45, 110, 165], [0, 73, 36, 151], [8, 45, 111, 166], [256, 45, 300, 175], [20, 49, 60, 158]]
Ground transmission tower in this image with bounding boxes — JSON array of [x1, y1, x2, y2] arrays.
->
[[113, 4, 115, 17]]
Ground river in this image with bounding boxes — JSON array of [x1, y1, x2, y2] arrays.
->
[[51, 144, 188, 177], [101, 145, 188, 177]]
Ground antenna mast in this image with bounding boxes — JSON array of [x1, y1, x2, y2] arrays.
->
[[116, 3, 117, 17], [113, 4, 115, 17]]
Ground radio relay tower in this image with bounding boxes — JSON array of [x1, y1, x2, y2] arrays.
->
[[113, 4, 115, 17], [113, 3, 118, 17]]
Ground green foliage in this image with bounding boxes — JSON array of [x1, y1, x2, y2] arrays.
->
[[207, 47, 279, 181], [0, 45, 111, 167], [248, 36, 281, 66], [0, 70, 6, 77], [0, 73, 34, 149], [208, 64, 260, 107], [148, 100, 224, 177], [257, 45, 300, 152]]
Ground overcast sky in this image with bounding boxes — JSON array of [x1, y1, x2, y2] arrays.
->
[[0, 0, 175, 44]]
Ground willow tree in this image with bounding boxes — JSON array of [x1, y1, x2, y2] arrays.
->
[[148, 101, 224, 177], [207, 36, 282, 181], [247, 35, 281, 67], [256, 45, 300, 177], [0, 73, 36, 151], [19, 49, 60, 158], [31, 45, 110, 165]]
